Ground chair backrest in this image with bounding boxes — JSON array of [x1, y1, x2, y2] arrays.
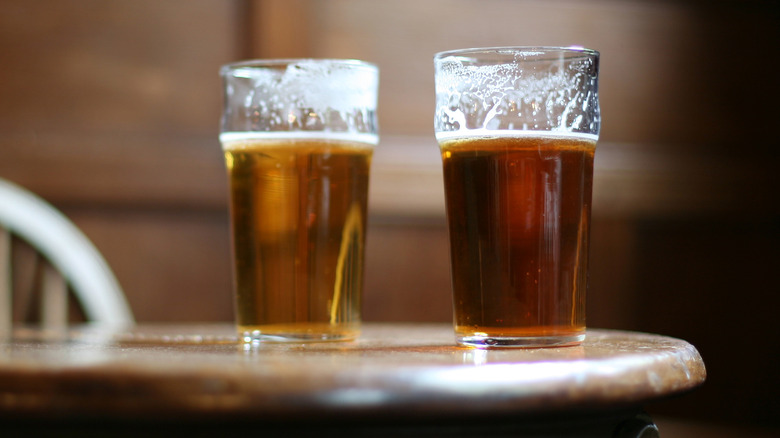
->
[[0, 178, 134, 336]]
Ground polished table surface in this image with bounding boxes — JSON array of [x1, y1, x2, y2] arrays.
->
[[0, 323, 706, 436]]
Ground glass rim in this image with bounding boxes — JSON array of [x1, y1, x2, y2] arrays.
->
[[434, 46, 599, 62], [220, 58, 378, 76]]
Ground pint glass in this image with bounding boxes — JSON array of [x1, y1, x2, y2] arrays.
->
[[434, 47, 600, 347], [220, 60, 378, 343]]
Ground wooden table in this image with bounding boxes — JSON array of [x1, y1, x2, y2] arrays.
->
[[0, 323, 706, 437]]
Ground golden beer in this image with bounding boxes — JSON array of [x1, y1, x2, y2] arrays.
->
[[440, 133, 595, 346], [222, 133, 373, 341]]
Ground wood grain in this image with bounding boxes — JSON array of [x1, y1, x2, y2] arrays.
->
[[0, 324, 706, 419]]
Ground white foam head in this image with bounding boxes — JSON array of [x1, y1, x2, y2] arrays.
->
[[221, 59, 379, 135], [433, 47, 600, 138]]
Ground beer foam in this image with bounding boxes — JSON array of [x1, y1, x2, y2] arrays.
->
[[435, 129, 598, 143], [222, 60, 378, 134], [231, 60, 377, 111], [434, 48, 600, 137], [220, 131, 378, 149]]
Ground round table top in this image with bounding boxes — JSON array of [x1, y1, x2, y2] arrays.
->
[[0, 323, 706, 421]]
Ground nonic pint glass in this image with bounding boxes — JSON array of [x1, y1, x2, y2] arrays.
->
[[434, 47, 600, 348], [220, 60, 378, 343]]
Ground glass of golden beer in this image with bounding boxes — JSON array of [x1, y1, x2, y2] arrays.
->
[[434, 47, 600, 348], [220, 59, 378, 343]]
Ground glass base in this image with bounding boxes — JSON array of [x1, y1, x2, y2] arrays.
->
[[239, 325, 358, 344], [457, 333, 585, 349]]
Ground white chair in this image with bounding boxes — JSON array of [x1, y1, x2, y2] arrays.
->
[[0, 178, 134, 337]]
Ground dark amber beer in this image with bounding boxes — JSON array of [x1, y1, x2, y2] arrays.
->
[[440, 133, 595, 346], [223, 134, 372, 341], [434, 47, 600, 347]]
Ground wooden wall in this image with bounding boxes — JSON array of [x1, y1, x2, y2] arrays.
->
[[1, 0, 778, 431]]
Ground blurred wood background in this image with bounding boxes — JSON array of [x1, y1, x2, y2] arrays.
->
[[1, 0, 778, 433]]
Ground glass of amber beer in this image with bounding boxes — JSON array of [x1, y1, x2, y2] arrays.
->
[[220, 59, 378, 343], [434, 47, 600, 348]]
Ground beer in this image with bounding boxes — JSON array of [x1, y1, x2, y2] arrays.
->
[[439, 132, 596, 346], [222, 133, 373, 341]]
